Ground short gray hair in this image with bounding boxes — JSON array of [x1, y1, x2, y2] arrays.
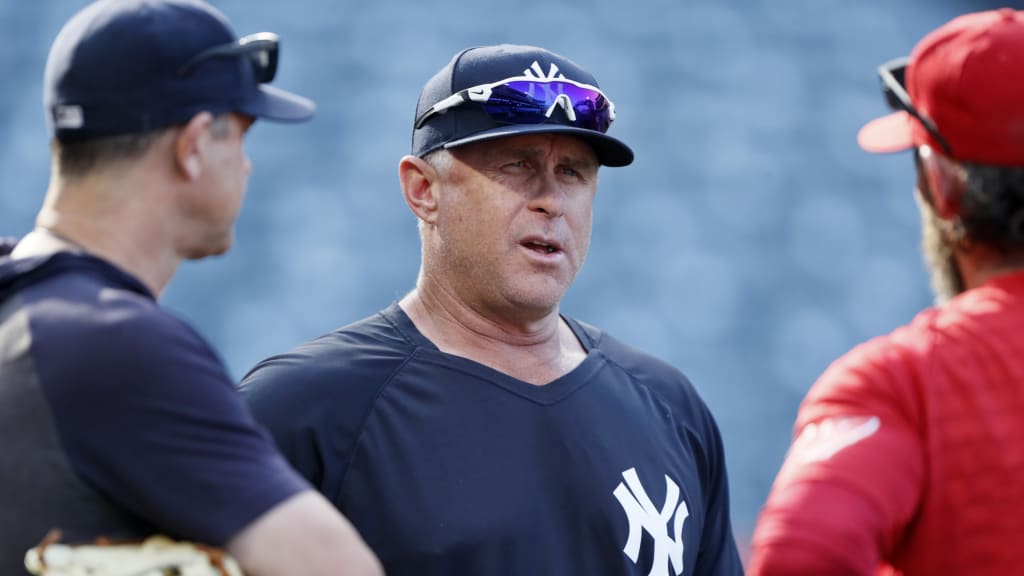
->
[[422, 148, 453, 175]]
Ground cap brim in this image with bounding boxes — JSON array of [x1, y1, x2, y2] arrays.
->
[[857, 111, 914, 154], [240, 84, 316, 123], [444, 124, 634, 167]]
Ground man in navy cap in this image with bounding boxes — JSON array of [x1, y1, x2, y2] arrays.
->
[[0, 1, 381, 574], [242, 44, 743, 575]]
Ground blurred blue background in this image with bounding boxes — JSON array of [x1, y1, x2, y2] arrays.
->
[[3, 0, 1020, 561]]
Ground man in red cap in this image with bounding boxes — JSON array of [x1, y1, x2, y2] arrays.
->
[[750, 8, 1024, 575]]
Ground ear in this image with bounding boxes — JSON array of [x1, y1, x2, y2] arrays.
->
[[918, 144, 963, 220], [174, 112, 214, 182], [399, 155, 440, 225]]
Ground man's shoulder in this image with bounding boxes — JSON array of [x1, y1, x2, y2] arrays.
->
[[820, 307, 941, 388], [808, 290, 1020, 412], [9, 252, 156, 318], [567, 316, 713, 421], [799, 313, 940, 427], [239, 308, 414, 463], [241, 308, 413, 395], [10, 254, 200, 357], [571, 317, 693, 388], [305, 308, 414, 358]]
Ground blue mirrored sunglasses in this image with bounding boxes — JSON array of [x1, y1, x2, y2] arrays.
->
[[877, 57, 952, 155], [414, 76, 616, 133], [177, 32, 279, 83]]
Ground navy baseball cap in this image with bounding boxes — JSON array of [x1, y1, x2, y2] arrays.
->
[[412, 44, 634, 167], [44, 0, 315, 141]]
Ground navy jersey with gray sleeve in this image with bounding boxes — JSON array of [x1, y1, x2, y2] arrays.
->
[[241, 303, 743, 575], [0, 240, 307, 574]]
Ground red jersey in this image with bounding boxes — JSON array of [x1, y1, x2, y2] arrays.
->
[[750, 270, 1024, 575]]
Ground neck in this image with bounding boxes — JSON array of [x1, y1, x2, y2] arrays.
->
[[399, 280, 585, 385], [25, 172, 181, 297], [956, 247, 1024, 292]]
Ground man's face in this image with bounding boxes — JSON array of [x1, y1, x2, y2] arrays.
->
[[428, 133, 600, 319], [178, 112, 254, 259]]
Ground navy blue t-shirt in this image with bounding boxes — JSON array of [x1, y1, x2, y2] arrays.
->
[[242, 303, 743, 575], [0, 241, 307, 573]]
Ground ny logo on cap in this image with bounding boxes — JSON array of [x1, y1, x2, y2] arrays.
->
[[523, 60, 566, 80], [522, 60, 576, 120]]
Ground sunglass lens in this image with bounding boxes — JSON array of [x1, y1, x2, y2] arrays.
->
[[481, 83, 547, 122], [248, 47, 278, 83], [881, 63, 908, 112], [561, 84, 611, 131], [493, 81, 612, 132]]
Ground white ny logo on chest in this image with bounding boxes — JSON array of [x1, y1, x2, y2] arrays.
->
[[613, 467, 689, 576]]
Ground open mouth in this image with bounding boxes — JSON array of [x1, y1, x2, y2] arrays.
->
[[522, 239, 560, 255]]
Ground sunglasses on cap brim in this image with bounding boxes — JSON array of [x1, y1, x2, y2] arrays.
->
[[177, 32, 279, 84], [414, 76, 616, 133], [877, 56, 953, 155]]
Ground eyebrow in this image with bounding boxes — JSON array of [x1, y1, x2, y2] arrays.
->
[[483, 146, 544, 162], [485, 146, 598, 170], [559, 154, 599, 171]]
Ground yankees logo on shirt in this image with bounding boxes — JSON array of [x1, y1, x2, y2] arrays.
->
[[614, 467, 690, 576]]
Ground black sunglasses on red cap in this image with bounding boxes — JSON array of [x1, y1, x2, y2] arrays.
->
[[877, 57, 953, 155]]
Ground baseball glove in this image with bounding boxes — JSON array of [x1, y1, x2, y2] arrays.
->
[[24, 529, 243, 576]]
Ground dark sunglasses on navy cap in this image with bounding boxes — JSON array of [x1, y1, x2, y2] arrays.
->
[[877, 56, 952, 155], [177, 32, 279, 83], [414, 76, 616, 133]]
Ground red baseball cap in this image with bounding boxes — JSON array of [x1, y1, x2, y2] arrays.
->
[[858, 8, 1024, 165]]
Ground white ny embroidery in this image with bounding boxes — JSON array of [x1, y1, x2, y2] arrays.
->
[[520, 60, 577, 120], [613, 467, 689, 576], [523, 60, 566, 79]]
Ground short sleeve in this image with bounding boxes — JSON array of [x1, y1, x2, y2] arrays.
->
[[692, 404, 745, 576], [238, 333, 391, 505], [34, 304, 309, 545], [239, 352, 332, 492]]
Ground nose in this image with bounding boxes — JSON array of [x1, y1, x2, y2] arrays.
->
[[528, 174, 566, 218]]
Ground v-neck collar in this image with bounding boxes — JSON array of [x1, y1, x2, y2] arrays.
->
[[380, 302, 606, 406]]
